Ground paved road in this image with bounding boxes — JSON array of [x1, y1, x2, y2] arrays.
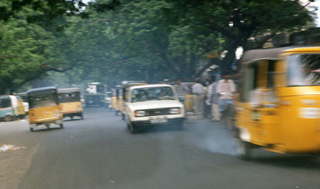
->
[[1, 108, 320, 189]]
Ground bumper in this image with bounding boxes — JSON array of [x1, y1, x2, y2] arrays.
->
[[131, 117, 185, 126], [63, 112, 83, 117], [30, 119, 62, 127]]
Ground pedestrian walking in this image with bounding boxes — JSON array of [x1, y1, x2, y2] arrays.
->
[[216, 75, 236, 114], [207, 79, 220, 121], [192, 79, 206, 119]]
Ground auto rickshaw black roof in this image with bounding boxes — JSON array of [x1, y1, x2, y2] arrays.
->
[[27, 87, 57, 96], [57, 88, 81, 94]]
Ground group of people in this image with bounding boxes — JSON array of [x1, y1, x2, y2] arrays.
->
[[189, 75, 236, 120]]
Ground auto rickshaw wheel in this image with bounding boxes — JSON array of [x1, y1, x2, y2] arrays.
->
[[236, 139, 252, 160], [60, 123, 64, 129], [80, 114, 84, 120], [29, 127, 34, 132]]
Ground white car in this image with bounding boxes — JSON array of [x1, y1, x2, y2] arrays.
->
[[124, 84, 185, 133]]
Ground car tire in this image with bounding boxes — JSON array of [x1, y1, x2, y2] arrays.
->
[[236, 139, 252, 160], [128, 122, 138, 134], [80, 114, 84, 120], [4, 115, 12, 122], [60, 123, 64, 129], [29, 127, 34, 132]]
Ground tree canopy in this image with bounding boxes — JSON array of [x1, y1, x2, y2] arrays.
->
[[0, 0, 316, 93]]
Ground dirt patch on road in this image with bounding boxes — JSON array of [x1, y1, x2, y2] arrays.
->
[[0, 120, 41, 189], [0, 144, 39, 189]]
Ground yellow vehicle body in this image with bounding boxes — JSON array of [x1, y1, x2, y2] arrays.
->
[[60, 102, 83, 116], [184, 94, 194, 112], [236, 46, 320, 157], [16, 97, 26, 116], [111, 96, 118, 110], [27, 87, 64, 132], [29, 105, 62, 124], [58, 88, 83, 120]]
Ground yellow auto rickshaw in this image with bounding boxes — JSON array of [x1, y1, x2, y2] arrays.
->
[[58, 88, 84, 120], [235, 46, 320, 159], [27, 87, 63, 132]]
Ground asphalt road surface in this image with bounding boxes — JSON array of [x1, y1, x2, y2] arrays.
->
[[1, 108, 320, 189]]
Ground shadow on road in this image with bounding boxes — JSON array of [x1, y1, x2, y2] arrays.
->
[[249, 154, 320, 169]]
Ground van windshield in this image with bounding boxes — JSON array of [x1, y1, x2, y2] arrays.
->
[[131, 87, 176, 102], [29, 94, 57, 108], [288, 54, 320, 86]]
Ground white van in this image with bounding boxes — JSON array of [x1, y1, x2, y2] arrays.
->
[[124, 84, 185, 133]]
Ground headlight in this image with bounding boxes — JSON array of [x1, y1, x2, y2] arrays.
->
[[135, 110, 146, 117], [169, 108, 181, 114]]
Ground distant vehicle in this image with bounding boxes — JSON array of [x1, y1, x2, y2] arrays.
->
[[84, 82, 107, 108], [123, 84, 185, 133], [58, 88, 84, 120], [27, 87, 63, 132], [235, 46, 320, 159], [0, 95, 26, 121], [86, 82, 106, 94]]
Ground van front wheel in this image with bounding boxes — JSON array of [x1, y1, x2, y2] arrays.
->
[[127, 122, 138, 134]]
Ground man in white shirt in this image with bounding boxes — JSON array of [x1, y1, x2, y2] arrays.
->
[[192, 80, 205, 118], [216, 75, 236, 113]]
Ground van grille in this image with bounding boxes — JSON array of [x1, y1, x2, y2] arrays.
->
[[145, 108, 170, 116]]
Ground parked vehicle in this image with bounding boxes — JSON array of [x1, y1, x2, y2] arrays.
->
[[0, 95, 26, 121], [124, 84, 185, 133], [15, 92, 29, 113], [58, 88, 84, 120], [235, 46, 320, 159], [27, 87, 63, 132]]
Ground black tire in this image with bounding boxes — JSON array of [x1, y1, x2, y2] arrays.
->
[[236, 139, 252, 160], [30, 127, 34, 132], [70, 116, 74, 120], [4, 115, 12, 122], [127, 122, 138, 134], [60, 123, 64, 129], [80, 114, 84, 120]]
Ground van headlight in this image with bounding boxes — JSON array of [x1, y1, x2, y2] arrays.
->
[[169, 108, 181, 114], [135, 110, 146, 117]]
